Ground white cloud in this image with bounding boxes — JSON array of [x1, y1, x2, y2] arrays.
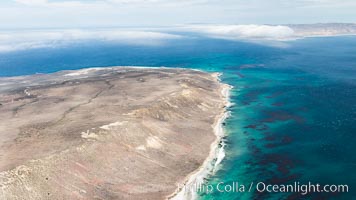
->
[[4, 23, 356, 52], [13, 0, 215, 7], [14, 0, 47, 5], [0, 29, 182, 52], [0, 24, 299, 52], [4, 0, 356, 29], [13, 0, 97, 7], [182, 24, 295, 40]]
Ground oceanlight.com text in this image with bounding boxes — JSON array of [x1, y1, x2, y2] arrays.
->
[[255, 182, 348, 195]]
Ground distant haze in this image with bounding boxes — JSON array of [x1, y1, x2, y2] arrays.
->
[[1, 24, 356, 52], [1, 0, 356, 29]]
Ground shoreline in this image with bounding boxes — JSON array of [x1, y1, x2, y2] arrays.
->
[[168, 73, 233, 200]]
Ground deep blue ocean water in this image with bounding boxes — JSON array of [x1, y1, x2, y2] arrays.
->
[[0, 36, 355, 199]]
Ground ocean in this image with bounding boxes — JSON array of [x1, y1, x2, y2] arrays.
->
[[1, 36, 355, 199]]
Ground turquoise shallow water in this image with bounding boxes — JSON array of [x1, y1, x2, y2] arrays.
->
[[1, 36, 355, 199]]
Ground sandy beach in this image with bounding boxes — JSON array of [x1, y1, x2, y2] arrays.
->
[[0, 66, 228, 200]]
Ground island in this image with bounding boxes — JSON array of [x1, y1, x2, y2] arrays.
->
[[0, 67, 230, 200]]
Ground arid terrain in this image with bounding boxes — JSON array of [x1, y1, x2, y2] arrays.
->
[[0, 67, 227, 200]]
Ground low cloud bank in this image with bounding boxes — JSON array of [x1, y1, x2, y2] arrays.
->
[[0, 29, 182, 52], [183, 24, 295, 40], [0, 25, 297, 52]]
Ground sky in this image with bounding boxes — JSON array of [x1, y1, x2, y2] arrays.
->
[[0, 0, 356, 29], [0, 0, 355, 52]]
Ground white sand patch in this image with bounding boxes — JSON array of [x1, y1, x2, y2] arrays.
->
[[146, 136, 162, 149], [81, 130, 99, 140], [100, 121, 126, 130], [136, 145, 147, 151], [64, 68, 109, 77]]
